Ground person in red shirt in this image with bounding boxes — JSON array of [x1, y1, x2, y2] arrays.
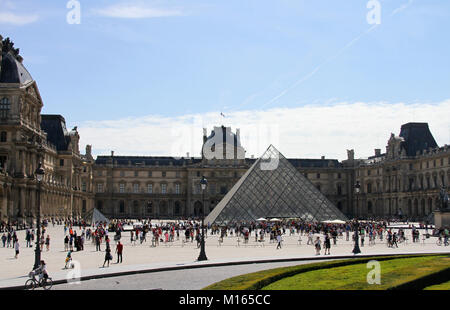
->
[[116, 241, 123, 263]]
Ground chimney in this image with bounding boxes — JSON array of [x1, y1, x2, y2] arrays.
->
[[187, 152, 190, 158], [236, 128, 240, 139], [111, 150, 114, 157], [375, 149, 381, 157], [321, 156, 325, 160]]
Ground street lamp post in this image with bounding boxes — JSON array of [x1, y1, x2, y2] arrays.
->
[[352, 181, 361, 255], [33, 163, 45, 270], [198, 176, 208, 261]]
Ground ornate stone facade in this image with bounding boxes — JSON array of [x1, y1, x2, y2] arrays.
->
[[1, 36, 448, 223], [0, 36, 95, 224]]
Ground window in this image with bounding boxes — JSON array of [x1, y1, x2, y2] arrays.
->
[[220, 185, 227, 195], [174, 201, 181, 215], [337, 184, 342, 195], [97, 201, 103, 211], [367, 183, 372, 193], [60, 159, 64, 167], [316, 173, 320, 179], [147, 184, 153, 194], [133, 183, 139, 193], [209, 183, 216, 195], [119, 183, 125, 193], [146, 201, 153, 214], [176, 171, 180, 178], [197, 171, 200, 177], [119, 201, 125, 213], [97, 183, 104, 193], [337, 173, 341, 179], [0, 98, 10, 119], [0, 156, 6, 170], [161, 183, 167, 194], [134, 171, 139, 177], [148, 171, 152, 177], [82, 200, 86, 213], [97, 170, 102, 176], [162, 171, 166, 177], [175, 183, 180, 194], [367, 170, 371, 176], [211, 172, 215, 178], [133, 201, 138, 214], [82, 181, 86, 192], [0, 131, 6, 142], [120, 171, 125, 177]]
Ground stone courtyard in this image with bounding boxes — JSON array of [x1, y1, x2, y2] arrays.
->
[[0, 223, 448, 288]]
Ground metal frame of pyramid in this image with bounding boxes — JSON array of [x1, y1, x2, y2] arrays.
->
[[205, 145, 348, 225], [82, 208, 110, 226]]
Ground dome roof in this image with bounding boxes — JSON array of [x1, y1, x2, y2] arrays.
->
[[0, 37, 34, 85]]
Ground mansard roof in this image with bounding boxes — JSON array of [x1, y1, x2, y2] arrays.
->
[[95, 155, 341, 168], [40, 114, 71, 151], [399, 122, 438, 156], [95, 156, 203, 166]]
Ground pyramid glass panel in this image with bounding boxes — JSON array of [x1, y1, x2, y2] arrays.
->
[[205, 145, 348, 225]]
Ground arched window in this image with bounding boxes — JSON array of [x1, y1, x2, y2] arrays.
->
[[0, 98, 10, 119], [174, 201, 181, 215], [367, 201, 373, 214], [119, 200, 125, 213], [97, 200, 103, 211], [146, 201, 153, 214], [133, 200, 139, 214]]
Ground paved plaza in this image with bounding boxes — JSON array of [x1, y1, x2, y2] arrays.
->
[[0, 224, 449, 289]]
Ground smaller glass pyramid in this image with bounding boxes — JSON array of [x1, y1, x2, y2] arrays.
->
[[205, 145, 348, 225]]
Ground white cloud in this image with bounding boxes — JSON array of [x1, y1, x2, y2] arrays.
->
[[93, 3, 184, 19], [78, 100, 450, 161], [0, 11, 39, 25]]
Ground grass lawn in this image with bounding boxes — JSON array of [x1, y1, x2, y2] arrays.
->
[[203, 255, 450, 290], [423, 281, 450, 290], [262, 255, 450, 290]]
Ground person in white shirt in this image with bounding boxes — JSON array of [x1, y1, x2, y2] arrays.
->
[[14, 240, 19, 258]]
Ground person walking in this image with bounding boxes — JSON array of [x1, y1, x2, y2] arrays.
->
[[14, 240, 20, 259], [307, 231, 313, 245], [95, 234, 101, 251], [64, 235, 69, 251], [324, 233, 331, 255], [1, 233, 6, 247], [103, 246, 112, 267], [45, 235, 50, 251], [6, 232, 11, 248], [116, 241, 123, 263], [314, 236, 321, 255], [276, 233, 282, 249], [392, 232, 398, 248]]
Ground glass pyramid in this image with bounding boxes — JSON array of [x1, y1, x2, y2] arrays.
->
[[205, 145, 348, 225]]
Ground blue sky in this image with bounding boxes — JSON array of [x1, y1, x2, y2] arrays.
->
[[1, 0, 449, 159]]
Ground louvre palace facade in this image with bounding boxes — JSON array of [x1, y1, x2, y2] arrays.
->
[[1, 35, 449, 224]]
